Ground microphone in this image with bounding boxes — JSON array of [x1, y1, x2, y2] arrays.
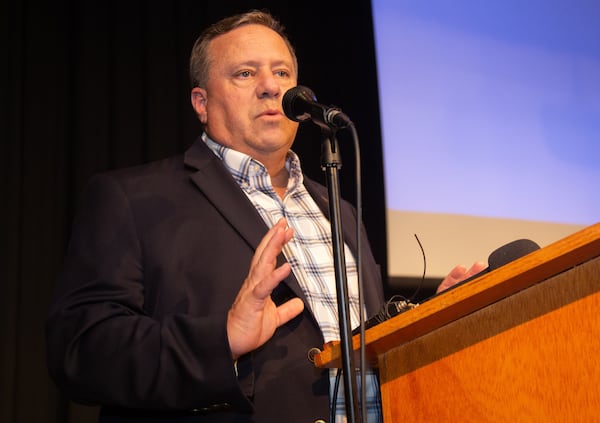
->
[[282, 85, 352, 129], [450, 238, 541, 287], [355, 238, 541, 333]]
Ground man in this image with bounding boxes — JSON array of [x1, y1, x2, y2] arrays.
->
[[46, 10, 484, 422]]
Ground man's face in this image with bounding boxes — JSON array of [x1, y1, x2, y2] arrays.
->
[[191, 24, 299, 164]]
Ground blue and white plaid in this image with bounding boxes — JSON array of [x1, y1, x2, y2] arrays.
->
[[203, 133, 381, 422]]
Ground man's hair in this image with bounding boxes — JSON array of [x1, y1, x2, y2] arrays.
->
[[189, 10, 298, 88]]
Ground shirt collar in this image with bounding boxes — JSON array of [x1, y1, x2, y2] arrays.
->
[[201, 132, 304, 194]]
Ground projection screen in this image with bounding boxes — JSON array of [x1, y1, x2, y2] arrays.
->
[[372, 1, 600, 278]]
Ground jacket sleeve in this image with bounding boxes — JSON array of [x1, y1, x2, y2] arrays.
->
[[45, 173, 253, 412]]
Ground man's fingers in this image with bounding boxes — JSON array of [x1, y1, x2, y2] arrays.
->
[[448, 264, 468, 280], [437, 261, 487, 293], [252, 262, 292, 299], [276, 297, 304, 327], [449, 261, 487, 281], [463, 261, 487, 279], [467, 261, 487, 277], [249, 220, 293, 284], [226, 219, 296, 358], [251, 219, 287, 267]]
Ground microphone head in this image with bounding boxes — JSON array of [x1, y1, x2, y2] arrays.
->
[[419, 238, 541, 301], [487, 239, 541, 269], [282, 85, 317, 122]]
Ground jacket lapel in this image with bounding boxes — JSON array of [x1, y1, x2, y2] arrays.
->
[[183, 138, 380, 328], [184, 139, 268, 250], [183, 138, 312, 308]]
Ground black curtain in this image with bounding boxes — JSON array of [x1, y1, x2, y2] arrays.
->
[[3, 1, 387, 421]]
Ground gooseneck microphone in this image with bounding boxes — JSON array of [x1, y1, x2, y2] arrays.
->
[[282, 85, 352, 129], [355, 238, 541, 333], [454, 238, 541, 287]]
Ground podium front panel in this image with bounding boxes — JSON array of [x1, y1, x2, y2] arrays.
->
[[379, 256, 600, 422]]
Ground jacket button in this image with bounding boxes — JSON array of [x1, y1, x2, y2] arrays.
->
[[307, 347, 322, 363]]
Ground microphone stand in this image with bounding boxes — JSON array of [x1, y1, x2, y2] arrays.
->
[[320, 126, 360, 423]]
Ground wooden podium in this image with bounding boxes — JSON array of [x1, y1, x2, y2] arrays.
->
[[316, 223, 600, 421]]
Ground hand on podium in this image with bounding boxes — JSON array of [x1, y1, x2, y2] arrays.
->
[[436, 262, 488, 293]]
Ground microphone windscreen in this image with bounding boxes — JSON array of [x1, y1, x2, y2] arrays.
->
[[282, 85, 316, 122], [487, 239, 541, 270], [431, 238, 541, 292], [363, 238, 543, 328]]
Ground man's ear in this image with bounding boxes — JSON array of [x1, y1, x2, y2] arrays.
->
[[191, 87, 208, 124]]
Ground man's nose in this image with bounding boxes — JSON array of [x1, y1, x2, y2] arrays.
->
[[257, 72, 281, 98]]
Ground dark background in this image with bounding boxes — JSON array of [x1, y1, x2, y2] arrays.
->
[[2, 1, 428, 421]]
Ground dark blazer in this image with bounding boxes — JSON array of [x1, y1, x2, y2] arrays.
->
[[46, 138, 384, 422]]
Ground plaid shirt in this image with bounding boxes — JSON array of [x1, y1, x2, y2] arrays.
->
[[203, 133, 381, 422]]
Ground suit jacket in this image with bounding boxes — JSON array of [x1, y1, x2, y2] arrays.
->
[[46, 138, 384, 423]]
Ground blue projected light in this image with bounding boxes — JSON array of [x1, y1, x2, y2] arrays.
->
[[373, 0, 600, 225]]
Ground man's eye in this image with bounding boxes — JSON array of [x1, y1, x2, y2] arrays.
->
[[237, 70, 252, 78], [275, 70, 289, 78]]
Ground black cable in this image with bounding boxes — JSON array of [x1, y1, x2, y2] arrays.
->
[[331, 368, 342, 423], [349, 123, 368, 423], [408, 233, 427, 303]]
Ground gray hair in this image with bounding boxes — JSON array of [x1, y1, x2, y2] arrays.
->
[[189, 10, 298, 88]]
